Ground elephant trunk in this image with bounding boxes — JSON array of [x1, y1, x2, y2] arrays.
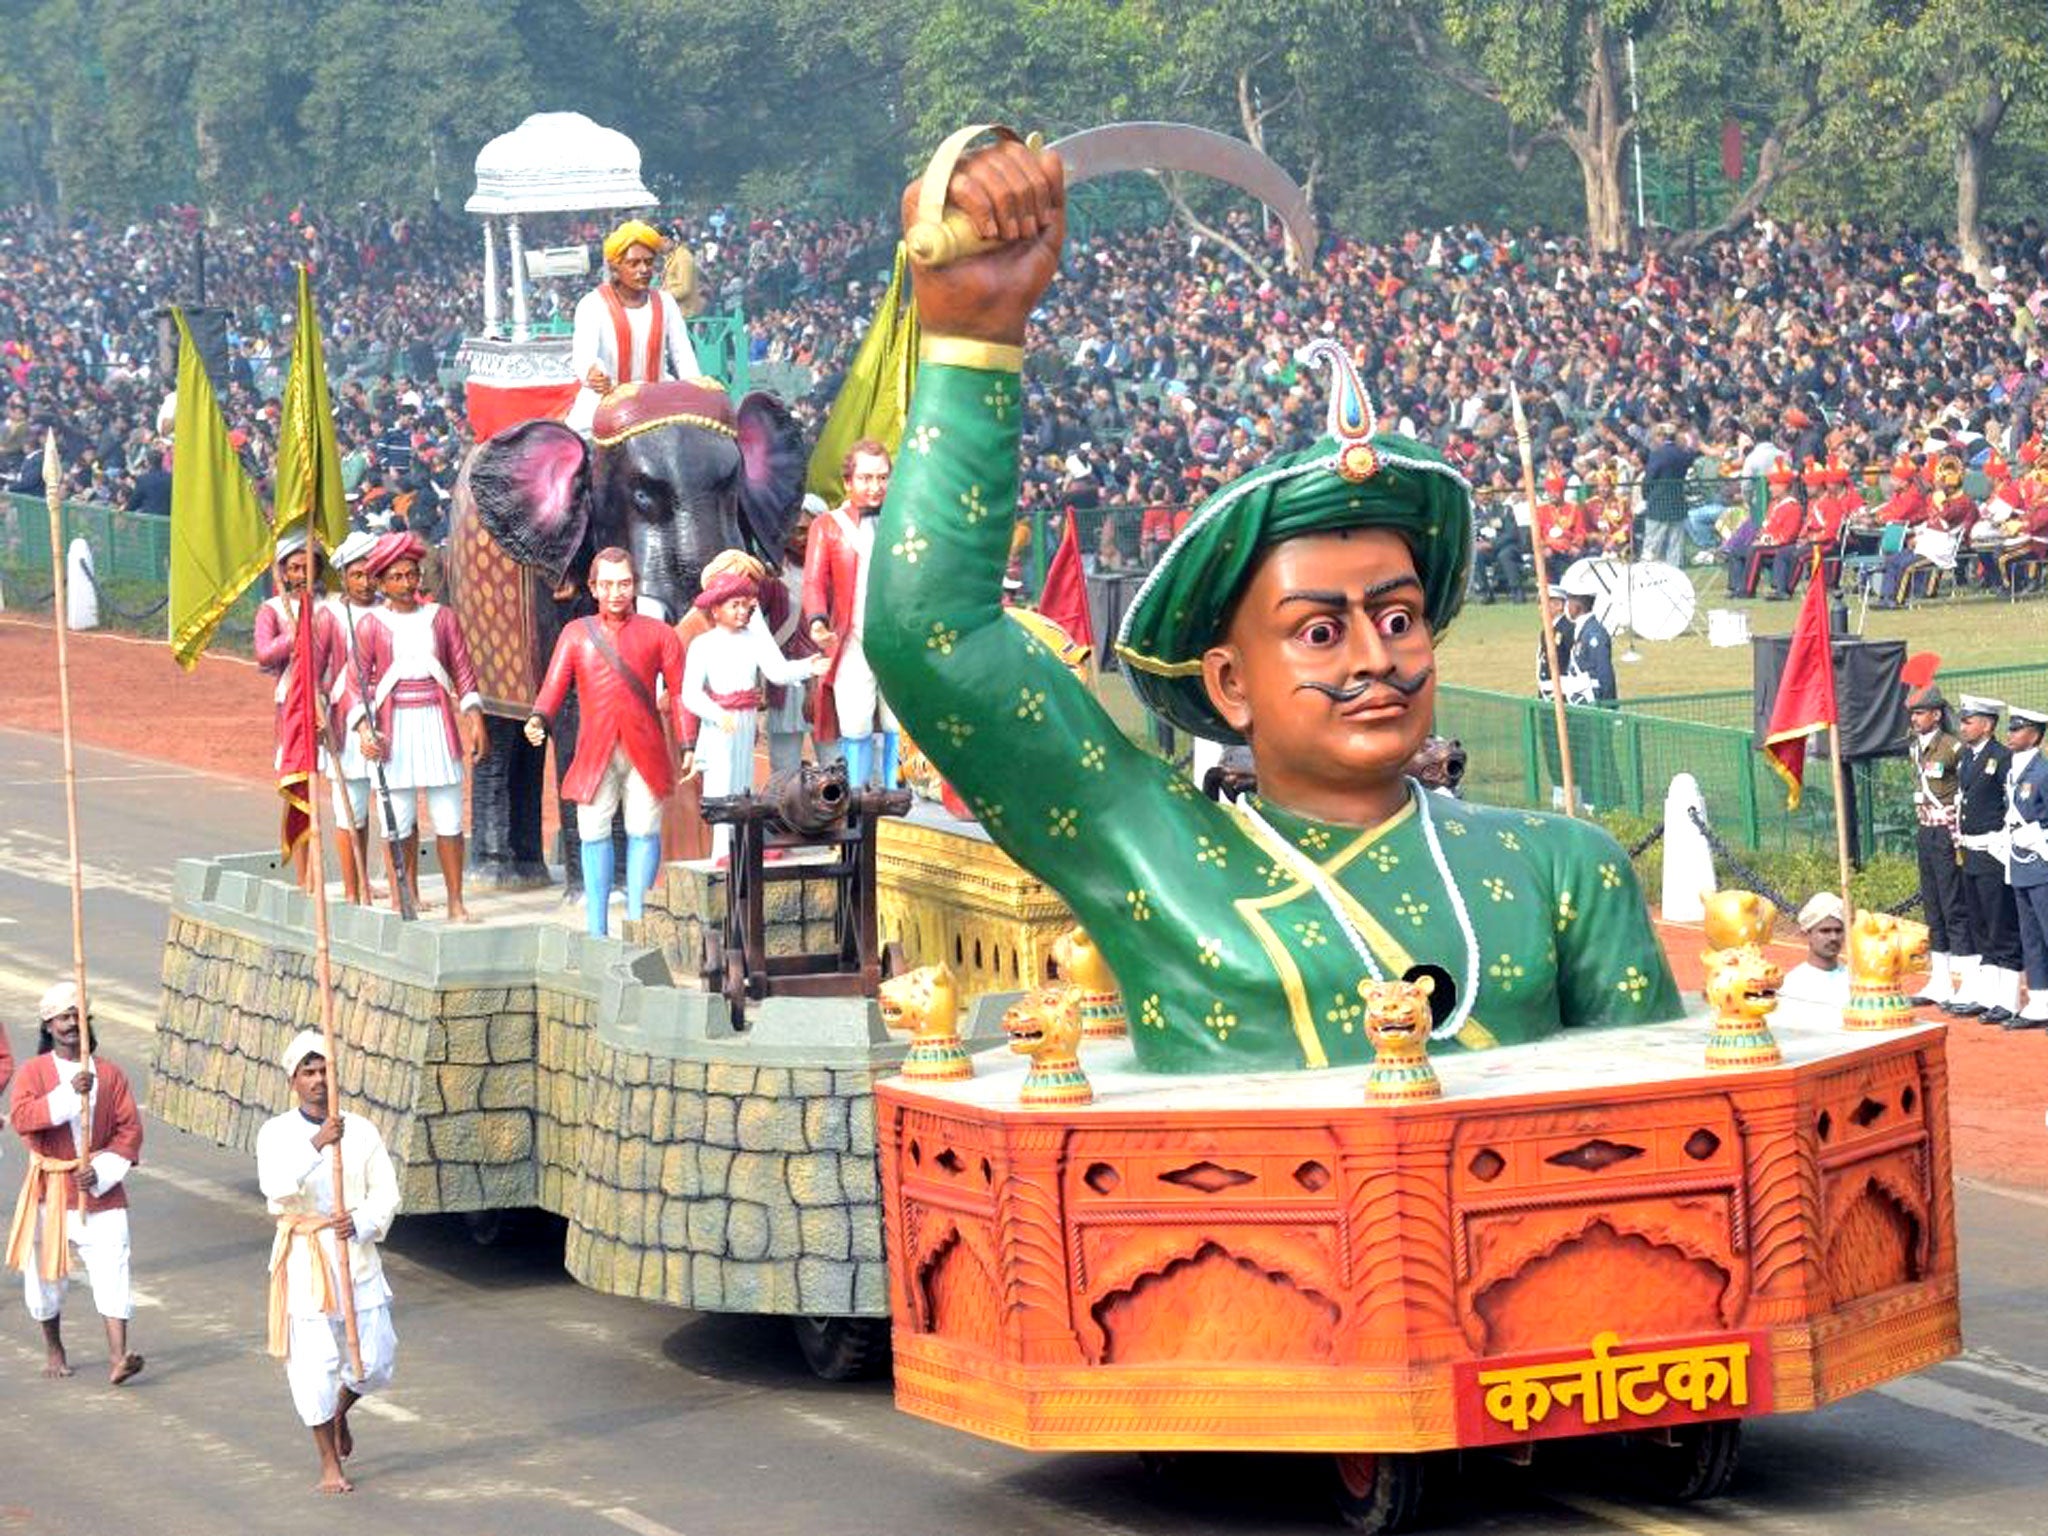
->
[[632, 498, 743, 622]]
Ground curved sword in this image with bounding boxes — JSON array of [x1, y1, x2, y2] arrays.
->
[[1052, 121, 1318, 263], [907, 120, 1318, 267]]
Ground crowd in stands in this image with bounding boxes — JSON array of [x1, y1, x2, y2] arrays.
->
[[7, 194, 2048, 598]]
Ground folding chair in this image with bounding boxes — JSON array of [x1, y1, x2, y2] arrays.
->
[[1849, 523, 1907, 629]]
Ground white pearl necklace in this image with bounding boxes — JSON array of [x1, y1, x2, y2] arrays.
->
[[1234, 779, 1480, 1041]]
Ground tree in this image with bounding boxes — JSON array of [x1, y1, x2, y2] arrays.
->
[[1398, 0, 1656, 253], [1785, 0, 2048, 278]]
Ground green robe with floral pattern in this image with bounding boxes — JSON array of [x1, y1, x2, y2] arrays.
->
[[866, 361, 1684, 1073]]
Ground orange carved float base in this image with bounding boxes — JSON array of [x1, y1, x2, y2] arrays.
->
[[877, 1011, 1960, 1452]]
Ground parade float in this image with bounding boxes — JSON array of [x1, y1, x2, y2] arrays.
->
[[146, 118, 1961, 1529], [855, 129, 1961, 1532]]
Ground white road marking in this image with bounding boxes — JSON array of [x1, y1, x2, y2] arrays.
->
[[782, 1403, 1144, 1536], [0, 831, 176, 905], [0, 960, 159, 1031], [355, 1395, 421, 1424], [600, 1509, 691, 1536], [1948, 1346, 2048, 1400], [1876, 1373, 2048, 1449], [129, 1286, 162, 1309], [142, 1162, 258, 1215], [1544, 1491, 1718, 1536], [1957, 1175, 2048, 1210]]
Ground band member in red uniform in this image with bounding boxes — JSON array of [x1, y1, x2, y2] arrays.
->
[[350, 533, 488, 921], [1876, 454, 1929, 525], [526, 547, 689, 935], [1535, 470, 1587, 568], [1736, 459, 1800, 597]]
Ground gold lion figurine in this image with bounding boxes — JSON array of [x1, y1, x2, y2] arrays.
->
[[1052, 925, 1126, 1039], [1360, 975, 1442, 1103], [880, 962, 972, 1082], [1003, 983, 1091, 1106], [1844, 910, 1930, 1030], [1702, 889, 1779, 951], [1702, 945, 1785, 1069]]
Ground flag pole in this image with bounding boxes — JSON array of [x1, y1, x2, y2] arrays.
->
[[41, 431, 94, 1174], [1819, 550, 1854, 924], [1511, 384, 1579, 817], [298, 569, 363, 1381]]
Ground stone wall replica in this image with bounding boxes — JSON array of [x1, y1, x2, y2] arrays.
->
[[153, 852, 997, 1318]]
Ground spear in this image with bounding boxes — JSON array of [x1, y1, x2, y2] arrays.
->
[[1509, 386, 1580, 818], [41, 431, 95, 1182], [295, 564, 364, 1380]]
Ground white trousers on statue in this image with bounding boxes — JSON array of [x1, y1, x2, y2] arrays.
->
[[377, 782, 463, 840], [695, 710, 759, 861], [831, 636, 897, 738], [575, 746, 664, 841]]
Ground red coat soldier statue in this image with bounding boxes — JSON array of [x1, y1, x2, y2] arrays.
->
[[526, 547, 688, 936]]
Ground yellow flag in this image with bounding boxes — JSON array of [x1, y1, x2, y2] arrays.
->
[[168, 309, 272, 670], [272, 265, 350, 550], [806, 241, 921, 504]]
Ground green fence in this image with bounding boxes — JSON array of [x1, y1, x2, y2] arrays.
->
[[1433, 683, 1926, 858], [0, 492, 267, 638], [1, 493, 173, 585], [1624, 663, 2048, 734]]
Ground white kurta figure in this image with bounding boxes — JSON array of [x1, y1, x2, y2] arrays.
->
[[1661, 772, 1715, 923], [257, 1067, 401, 1430], [682, 577, 822, 863], [65, 538, 98, 630]]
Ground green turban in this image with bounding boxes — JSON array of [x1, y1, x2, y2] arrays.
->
[[1112, 432, 1474, 742]]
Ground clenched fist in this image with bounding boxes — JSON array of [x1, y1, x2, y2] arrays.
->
[[900, 138, 1066, 347]]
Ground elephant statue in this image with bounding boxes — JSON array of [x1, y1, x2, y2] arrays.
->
[[446, 377, 809, 894]]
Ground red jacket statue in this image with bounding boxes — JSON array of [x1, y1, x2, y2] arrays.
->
[[531, 612, 688, 802], [801, 505, 870, 745]]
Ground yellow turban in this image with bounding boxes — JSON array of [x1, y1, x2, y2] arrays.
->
[[602, 219, 664, 267]]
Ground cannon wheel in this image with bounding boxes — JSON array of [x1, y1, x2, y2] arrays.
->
[[791, 1316, 892, 1381], [1330, 1452, 1425, 1534], [1626, 1420, 1741, 1504]]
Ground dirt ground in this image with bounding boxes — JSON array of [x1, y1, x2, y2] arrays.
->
[[3, 611, 2040, 1190]]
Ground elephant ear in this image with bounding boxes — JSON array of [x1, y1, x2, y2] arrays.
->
[[463, 419, 593, 587], [734, 391, 807, 565]]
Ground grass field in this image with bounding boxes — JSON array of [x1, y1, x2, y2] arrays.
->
[[1432, 572, 2048, 699]]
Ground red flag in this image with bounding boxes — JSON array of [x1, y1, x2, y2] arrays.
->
[[1037, 510, 1096, 652], [1762, 554, 1838, 808], [278, 588, 319, 858]]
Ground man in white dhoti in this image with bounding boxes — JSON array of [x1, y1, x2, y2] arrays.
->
[[680, 564, 827, 863], [567, 219, 701, 436], [258, 1030, 401, 1496]]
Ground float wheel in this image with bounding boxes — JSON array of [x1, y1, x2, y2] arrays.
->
[[791, 1316, 892, 1381], [1627, 1420, 1742, 1503], [1329, 1452, 1426, 1534]]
